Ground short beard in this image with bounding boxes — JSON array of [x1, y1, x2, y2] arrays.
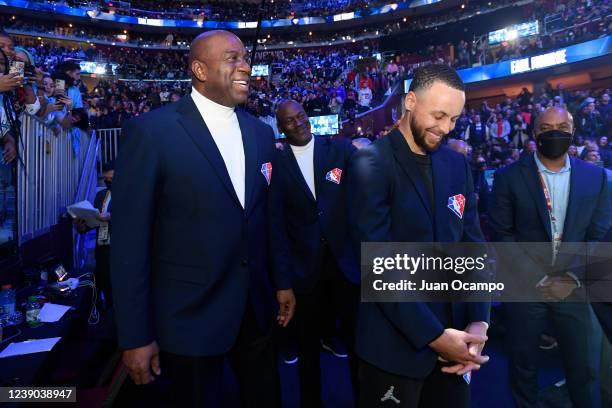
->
[[410, 113, 442, 153]]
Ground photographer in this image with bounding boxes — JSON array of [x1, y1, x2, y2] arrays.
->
[[44, 74, 74, 130], [14, 46, 47, 119]]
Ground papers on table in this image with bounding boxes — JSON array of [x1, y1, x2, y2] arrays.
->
[[67, 200, 103, 228], [38, 303, 71, 323], [0, 337, 61, 358]]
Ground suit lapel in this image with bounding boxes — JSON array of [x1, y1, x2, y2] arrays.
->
[[176, 96, 242, 209], [432, 150, 451, 234], [562, 157, 579, 239], [520, 154, 552, 241], [237, 110, 258, 214], [389, 130, 433, 221], [313, 137, 328, 199], [283, 147, 317, 204]]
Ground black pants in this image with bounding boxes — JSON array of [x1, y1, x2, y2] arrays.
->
[[160, 302, 281, 408], [505, 302, 602, 408], [95, 245, 112, 309], [294, 249, 359, 407], [358, 359, 470, 408]]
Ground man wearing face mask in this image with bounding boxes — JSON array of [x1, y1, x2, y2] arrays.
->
[[74, 161, 114, 310], [489, 107, 611, 408]]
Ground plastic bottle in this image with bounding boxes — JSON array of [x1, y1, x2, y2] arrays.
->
[[26, 296, 42, 327], [0, 284, 16, 318]]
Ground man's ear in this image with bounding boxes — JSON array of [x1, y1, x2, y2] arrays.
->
[[191, 59, 207, 83], [404, 91, 416, 113]]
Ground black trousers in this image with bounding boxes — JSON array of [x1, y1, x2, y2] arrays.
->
[[95, 245, 112, 309], [160, 301, 281, 408], [358, 359, 470, 408], [294, 248, 359, 407], [505, 302, 602, 408]]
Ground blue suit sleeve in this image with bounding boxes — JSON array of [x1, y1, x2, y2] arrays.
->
[[460, 156, 491, 325], [267, 129, 293, 290], [110, 118, 160, 350], [586, 168, 612, 242], [488, 170, 518, 243]]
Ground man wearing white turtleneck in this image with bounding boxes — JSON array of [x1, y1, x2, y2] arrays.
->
[[290, 137, 316, 199], [191, 87, 246, 207], [112, 31, 293, 407]]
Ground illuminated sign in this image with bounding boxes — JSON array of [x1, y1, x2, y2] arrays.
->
[[405, 36, 611, 91], [489, 21, 539, 45], [510, 49, 567, 74], [333, 12, 355, 22]]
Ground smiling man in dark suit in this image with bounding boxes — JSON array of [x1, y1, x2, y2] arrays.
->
[[110, 30, 294, 407], [348, 64, 491, 408], [271, 100, 359, 407]]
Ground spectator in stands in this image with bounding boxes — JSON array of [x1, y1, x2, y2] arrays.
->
[[518, 87, 532, 107], [599, 93, 611, 121], [521, 139, 538, 157], [41, 74, 74, 130], [386, 59, 398, 77], [358, 82, 372, 110], [328, 90, 342, 114], [465, 113, 488, 149], [343, 90, 357, 120], [511, 113, 530, 149], [489, 113, 511, 144], [159, 86, 170, 104], [59, 60, 83, 109], [597, 136, 612, 168], [576, 98, 601, 139]]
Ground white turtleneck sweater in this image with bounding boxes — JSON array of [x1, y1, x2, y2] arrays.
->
[[191, 87, 245, 208], [290, 137, 316, 199]]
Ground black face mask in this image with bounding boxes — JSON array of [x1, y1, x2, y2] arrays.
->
[[536, 130, 572, 159], [104, 180, 112, 190]]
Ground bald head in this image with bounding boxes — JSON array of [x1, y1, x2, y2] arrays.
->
[[189, 30, 251, 107], [276, 99, 304, 120], [534, 107, 574, 136], [189, 30, 240, 67]]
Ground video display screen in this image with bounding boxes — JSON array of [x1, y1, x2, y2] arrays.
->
[[277, 114, 340, 138], [79, 61, 118, 75], [251, 65, 269, 77], [309, 114, 340, 136]]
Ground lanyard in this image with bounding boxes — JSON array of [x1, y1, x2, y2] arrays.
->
[[101, 191, 111, 213], [537, 170, 562, 262], [537, 171, 555, 222]]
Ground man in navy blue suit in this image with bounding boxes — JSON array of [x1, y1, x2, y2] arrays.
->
[[110, 31, 294, 407], [348, 64, 490, 408], [489, 106, 611, 408], [271, 100, 359, 407]]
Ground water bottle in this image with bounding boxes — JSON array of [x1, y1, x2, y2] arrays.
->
[[0, 284, 16, 318]]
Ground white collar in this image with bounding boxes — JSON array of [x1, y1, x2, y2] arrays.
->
[[191, 87, 235, 121], [290, 137, 315, 153]]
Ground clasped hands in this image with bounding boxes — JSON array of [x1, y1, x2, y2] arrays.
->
[[429, 321, 489, 376]]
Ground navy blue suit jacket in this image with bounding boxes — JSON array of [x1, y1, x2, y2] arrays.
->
[[489, 154, 611, 286], [489, 153, 610, 244], [348, 129, 490, 378], [110, 96, 289, 356], [270, 137, 359, 294]]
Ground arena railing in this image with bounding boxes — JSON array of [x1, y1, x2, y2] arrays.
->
[[95, 128, 121, 175], [17, 114, 93, 244], [73, 129, 101, 273]]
